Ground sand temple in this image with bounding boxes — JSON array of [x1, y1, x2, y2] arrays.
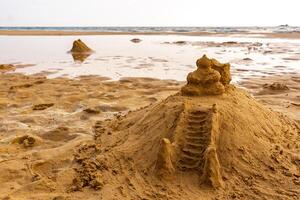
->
[[181, 55, 231, 95], [72, 56, 300, 199]]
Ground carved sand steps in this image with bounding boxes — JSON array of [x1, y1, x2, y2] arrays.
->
[[178, 107, 212, 170], [155, 103, 224, 188]]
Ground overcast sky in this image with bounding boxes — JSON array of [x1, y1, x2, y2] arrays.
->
[[0, 0, 299, 26]]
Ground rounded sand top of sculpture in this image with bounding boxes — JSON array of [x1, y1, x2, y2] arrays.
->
[[181, 55, 231, 96], [70, 39, 93, 53]]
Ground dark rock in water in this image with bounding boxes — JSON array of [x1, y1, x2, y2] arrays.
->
[[70, 39, 92, 53], [174, 41, 187, 45], [222, 41, 238, 45], [130, 38, 142, 43], [243, 58, 253, 61]]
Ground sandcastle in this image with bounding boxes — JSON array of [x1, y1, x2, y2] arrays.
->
[[72, 56, 299, 199], [181, 55, 231, 95]]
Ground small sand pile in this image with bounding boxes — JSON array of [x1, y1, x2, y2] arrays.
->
[[70, 39, 92, 53], [69, 39, 93, 62], [0, 64, 15, 72], [71, 56, 300, 199]]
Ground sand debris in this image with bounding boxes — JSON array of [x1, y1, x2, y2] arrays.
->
[[83, 107, 101, 114], [32, 103, 54, 110], [263, 82, 290, 91], [12, 134, 42, 148]]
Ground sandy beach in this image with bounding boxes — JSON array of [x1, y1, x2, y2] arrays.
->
[[0, 31, 299, 199], [1, 30, 300, 39]]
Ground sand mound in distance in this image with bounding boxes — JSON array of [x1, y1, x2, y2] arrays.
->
[[69, 39, 93, 62], [71, 55, 300, 199], [0, 64, 15, 72], [70, 39, 92, 53]]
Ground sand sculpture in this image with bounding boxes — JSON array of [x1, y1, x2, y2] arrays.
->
[[181, 55, 231, 96], [154, 55, 230, 187], [71, 55, 300, 199]]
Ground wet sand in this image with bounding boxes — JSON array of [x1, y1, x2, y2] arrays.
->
[[0, 71, 299, 199], [0, 32, 299, 199], [0, 72, 183, 199], [239, 74, 300, 121]]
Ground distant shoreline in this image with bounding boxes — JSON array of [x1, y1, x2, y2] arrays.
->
[[0, 30, 300, 39]]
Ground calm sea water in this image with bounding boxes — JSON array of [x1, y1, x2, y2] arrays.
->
[[0, 26, 300, 33]]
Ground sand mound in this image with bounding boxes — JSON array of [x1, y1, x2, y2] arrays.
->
[[0, 64, 15, 72], [70, 39, 92, 53], [70, 39, 93, 62], [72, 56, 300, 199]]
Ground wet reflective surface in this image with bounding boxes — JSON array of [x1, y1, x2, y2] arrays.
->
[[0, 35, 299, 82]]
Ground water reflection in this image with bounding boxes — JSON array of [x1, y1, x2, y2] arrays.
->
[[0, 35, 299, 80], [71, 52, 91, 63]]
